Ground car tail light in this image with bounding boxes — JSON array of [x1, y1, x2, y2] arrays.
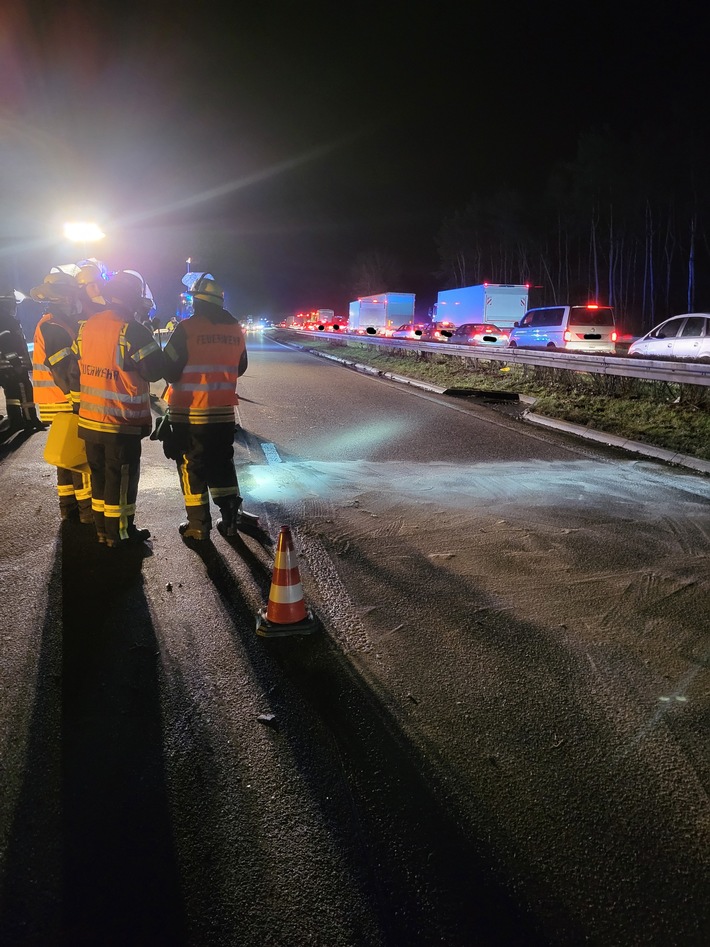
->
[[587, 304, 599, 309], [564, 330, 572, 342], [611, 330, 618, 342]]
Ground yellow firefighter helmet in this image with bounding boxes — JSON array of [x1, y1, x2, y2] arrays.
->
[[190, 274, 224, 307], [29, 271, 82, 304], [76, 262, 106, 305]]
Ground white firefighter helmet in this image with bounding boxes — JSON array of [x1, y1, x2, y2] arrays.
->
[[122, 269, 154, 307], [105, 270, 148, 309], [0, 286, 26, 304]]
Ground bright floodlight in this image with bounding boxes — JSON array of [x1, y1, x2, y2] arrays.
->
[[63, 221, 105, 243]]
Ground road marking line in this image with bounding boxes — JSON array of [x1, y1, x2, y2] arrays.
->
[[262, 443, 282, 464]]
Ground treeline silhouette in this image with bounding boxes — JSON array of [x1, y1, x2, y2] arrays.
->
[[435, 127, 710, 333]]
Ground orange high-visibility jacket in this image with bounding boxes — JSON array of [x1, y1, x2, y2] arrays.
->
[[166, 315, 245, 424], [32, 312, 77, 422], [75, 310, 153, 436]]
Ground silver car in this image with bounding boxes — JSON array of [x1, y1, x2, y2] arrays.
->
[[628, 313, 710, 360]]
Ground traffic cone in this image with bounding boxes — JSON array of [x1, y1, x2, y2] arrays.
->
[[256, 526, 318, 637]]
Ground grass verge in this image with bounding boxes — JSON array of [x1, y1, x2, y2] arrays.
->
[[274, 331, 710, 462]]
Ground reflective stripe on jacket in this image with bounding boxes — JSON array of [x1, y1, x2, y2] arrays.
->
[[32, 311, 76, 422], [165, 315, 245, 424], [75, 310, 153, 436]]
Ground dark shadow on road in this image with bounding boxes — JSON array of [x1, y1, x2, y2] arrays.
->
[[0, 531, 63, 944], [186, 537, 547, 947], [0, 425, 41, 458], [0, 521, 187, 946], [60, 525, 187, 946]]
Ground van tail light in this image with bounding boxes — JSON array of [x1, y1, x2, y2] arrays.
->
[[564, 330, 572, 342], [611, 330, 618, 342]]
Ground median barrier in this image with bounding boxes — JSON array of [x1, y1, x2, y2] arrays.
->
[[282, 330, 710, 388]]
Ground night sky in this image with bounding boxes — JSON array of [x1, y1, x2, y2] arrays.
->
[[0, 1, 705, 321]]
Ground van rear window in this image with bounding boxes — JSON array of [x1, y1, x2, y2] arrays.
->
[[569, 307, 615, 326]]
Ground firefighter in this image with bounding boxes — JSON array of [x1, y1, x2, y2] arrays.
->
[[0, 284, 42, 442], [31, 271, 93, 523], [163, 273, 248, 540], [70, 270, 165, 548]]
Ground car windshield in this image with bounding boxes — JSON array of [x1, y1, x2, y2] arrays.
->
[[569, 307, 615, 326]]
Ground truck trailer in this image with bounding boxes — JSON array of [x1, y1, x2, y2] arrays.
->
[[435, 284, 529, 329], [286, 309, 336, 329], [309, 309, 348, 332], [348, 292, 416, 334]]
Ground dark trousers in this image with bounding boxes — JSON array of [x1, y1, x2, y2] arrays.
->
[[1, 372, 38, 429], [56, 465, 92, 517], [173, 422, 241, 531], [85, 436, 142, 543]]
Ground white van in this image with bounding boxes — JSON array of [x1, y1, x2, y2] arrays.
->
[[507, 305, 617, 353]]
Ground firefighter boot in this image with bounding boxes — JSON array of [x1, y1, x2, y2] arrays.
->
[[104, 514, 151, 548], [179, 522, 210, 541], [178, 502, 211, 541], [216, 496, 243, 538], [24, 408, 46, 433], [60, 502, 80, 522], [59, 481, 80, 521]]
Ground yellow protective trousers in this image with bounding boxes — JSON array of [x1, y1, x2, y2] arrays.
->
[[56, 465, 92, 519]]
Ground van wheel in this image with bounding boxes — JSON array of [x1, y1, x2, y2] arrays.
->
[[508, 341, 517, 348], [546, 343, 557, 349]]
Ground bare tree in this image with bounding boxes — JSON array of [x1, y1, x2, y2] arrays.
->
[[687, 211, 696, 312], [349, 250, 402, 298]]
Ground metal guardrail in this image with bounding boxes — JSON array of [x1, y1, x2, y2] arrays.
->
[[291, 330, 710, 388]]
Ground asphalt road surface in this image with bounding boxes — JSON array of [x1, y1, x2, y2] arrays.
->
[[0, 333, 708, 946]]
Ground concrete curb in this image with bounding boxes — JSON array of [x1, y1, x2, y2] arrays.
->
[[275, 338, 710, 475], [522, 409, 710, 474]]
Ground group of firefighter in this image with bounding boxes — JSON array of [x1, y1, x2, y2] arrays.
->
[[0, 263, 248, 549]]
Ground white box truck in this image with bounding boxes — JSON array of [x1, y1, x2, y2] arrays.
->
[[348, 292, 415, 334], [435, 284, 529, 329]]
